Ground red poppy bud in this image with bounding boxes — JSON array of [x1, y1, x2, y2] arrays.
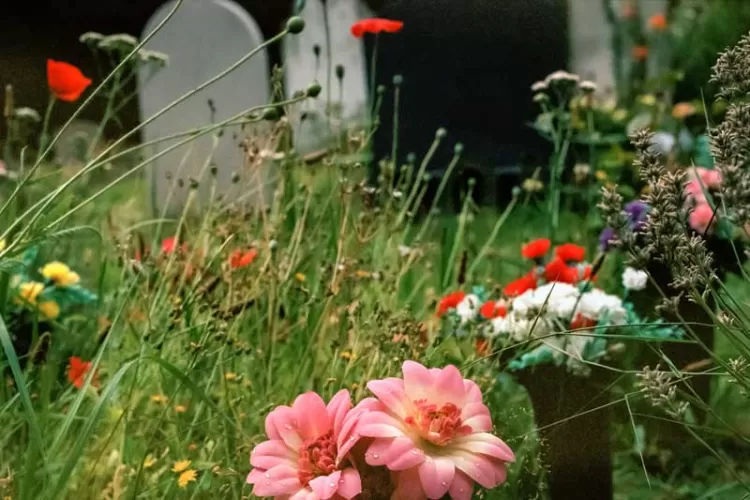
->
[[47, 60, 92, 102], [350, 18, 404, 38], [555, 243, 586, 262]]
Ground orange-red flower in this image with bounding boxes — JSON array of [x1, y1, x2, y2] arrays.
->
[[503, 274, 538, 297], [544, 258, 579, 284], [47, 59, 92, 102], [521, 238, 551, 260], [67, 356, 98, 389], [437, 291, 466, 316], [230, 248, 258, 269], [351, 18, 404, 38], [570, 313, 597, 330], [648, 13, 667, 31], [475, 337, 490, 357], [632, 45, 649, 61], [555, 243, 586, 262], [161, 237, 188, 254], [479, 300, 507, 320]]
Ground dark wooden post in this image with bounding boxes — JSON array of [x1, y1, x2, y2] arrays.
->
[[517, 366, 613, 500]]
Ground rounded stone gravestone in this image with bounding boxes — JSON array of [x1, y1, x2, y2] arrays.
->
[[139, 0, 272, 216], [283, 0, 372, 154]]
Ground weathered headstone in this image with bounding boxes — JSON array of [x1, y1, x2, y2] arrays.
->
[[139, 0, 271, 215], [283, 0, 371, 153]]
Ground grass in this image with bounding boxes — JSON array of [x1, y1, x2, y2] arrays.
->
[[0, 156, 748, 499]]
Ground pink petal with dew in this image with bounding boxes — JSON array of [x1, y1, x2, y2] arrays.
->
[[308, 470, 342, 499], [450, 451, 508, 489], [293, 392, 332, 440], [418, 457, 455, 499], [463, 379, 484, 405], [289, 489, 317, 500], [684, 180, 706, 202], [265, 406, 304, 450], [392, 467, 429, 500], [250, 439, 298, 469], [326, 389, 352, 438], [358, 408, 409, 438], [366, 435, 424, 470], [337, 398, 381, 459], [246, 467, 265, 484], [460, 402, 492, 433], [448, 471, 475, 500], [366, 378, 411, 418], [249, 464, 304, 497], [403, 361, 437, 402], [452, 432, 516, 462], [433, 365, 467, 407], [689, 202, 716, 234], [336, 468, 363, 499]]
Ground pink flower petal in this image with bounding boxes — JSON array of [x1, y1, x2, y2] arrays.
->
[[418, 457, 455, 499], [403, 361, 436, 402], [366, 378, 410, 418], [366, 435, 424, 470], [289, 489, 317, 500], [452, 432, 516, 462], [463, 379, 483, 404], [450, 451, 508, 489], [358, 409, 409, 438], [293, 392, 332, 440], [246, 467, 266, 484], [448, 471, 475, 500], [308, 470, 341, 499], [250, 464, 303, 497], [460, 402, 492, 433], [337, 468, 363, 499], [265, 406, 303, 450], [433, 365, 466, 407], [337, 399, 382, 459], [327, 389, 352, 438], [250, 439, 298, 469]]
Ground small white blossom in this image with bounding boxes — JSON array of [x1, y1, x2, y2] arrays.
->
[[398, 245, 412, 257], [392, 190, 404, 199], [622, 267, 648, 291], [544, 70, 580, 86], [579, 80, 597, 93], [531, 80, 548, 93], [455, 294, 481, 324]]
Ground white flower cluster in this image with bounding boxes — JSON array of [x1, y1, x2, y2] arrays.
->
[[486, 283, 627, 372], [454, 294, 481, 324], [622, 267, 648, 291]]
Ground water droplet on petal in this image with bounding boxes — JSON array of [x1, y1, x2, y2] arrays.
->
[[329, 482, 335, 487], [372, 453, 379, 459], [284, 424, 293, 430], [441, 481, 447, 486], [264, 472, 271, 478], [411, 449, 419, 455]]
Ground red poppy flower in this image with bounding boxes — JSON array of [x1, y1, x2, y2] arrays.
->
[[555, 243, 586, 262], [521, 238, 551, 260], [475, 338, 490, 357], [544, 258, 579, 284], [479, 300, 508, 320], [351, 18, 404, 38], [632, 45, 649, 62], [570, 313, 597, 330], [230, 248, 258, 269], [161, 237, 188, 254], [437, 291, 466, 316], [67, 356, 98, 389], [581, 264, 597, 282], [503, 274, 538, 297], [47, 59, 92, 102], [648, 13, 667, 31]]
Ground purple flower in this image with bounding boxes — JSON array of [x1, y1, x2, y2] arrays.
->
[[599, 227, 616, 251], [624, 200, 649, 230]]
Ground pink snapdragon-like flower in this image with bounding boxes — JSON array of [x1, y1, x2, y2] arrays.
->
[[355, 361, 515, 500], [247, 390, 363, 499], [685, 167, 722, 202], [689, 202, 717, 235]]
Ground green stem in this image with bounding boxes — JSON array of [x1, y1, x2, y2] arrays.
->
[[87, 68, 123, 159], [38, 96, 56, 155], [391, 81, 401, 173], [321, 0, 332, 135]]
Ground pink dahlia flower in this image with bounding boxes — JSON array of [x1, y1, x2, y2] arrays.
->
[[247, 390, 363, 499], [355, 361, 515, 500]]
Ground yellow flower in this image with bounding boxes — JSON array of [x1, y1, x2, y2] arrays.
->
[[40, 262, 80, 287], [150, 394, 168, 404], [339, 350, 357, 360], [177, 469, 197, 488], [224, 372, 238, 381], [354, 270, 370, 278], [638, 94, 656, 106], [595, 170, 609, 181], [143, 454, 157, 468], [612, 109, 628, 122], [0, 239, 6, 252], [294, 272, 306, 283], [17, 281, 44, 305], [174, 404, 187, 413], [172, 459, 191, 473], [38, 301, 60, 320]]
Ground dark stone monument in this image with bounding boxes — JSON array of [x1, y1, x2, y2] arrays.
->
[[363, 0, 568, 207]]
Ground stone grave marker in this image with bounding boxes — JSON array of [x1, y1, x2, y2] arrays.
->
[[139, 0, 271, 216], [283, 0, 371, 154]]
